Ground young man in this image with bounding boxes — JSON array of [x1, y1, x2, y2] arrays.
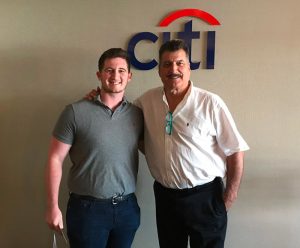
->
[[45, 48, 143, 248], [135, 40, 249, 248]]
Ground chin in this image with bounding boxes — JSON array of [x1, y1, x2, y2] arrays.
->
[[111, 89, 125, 94]]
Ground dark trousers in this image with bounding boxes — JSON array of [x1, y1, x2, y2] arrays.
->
[[66, 193, 140, 248], [154, 178, 227, 248]]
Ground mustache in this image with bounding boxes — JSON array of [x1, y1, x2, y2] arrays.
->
[[167, 73, 183, 78]]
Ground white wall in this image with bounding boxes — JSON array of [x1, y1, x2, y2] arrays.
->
[[1, 0, 300, 247]]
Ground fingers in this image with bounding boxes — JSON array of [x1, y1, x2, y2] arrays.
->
[[224, 200, 232, 211], [223, 192, 236, 211], [46, 208, 64, 233], [47, 219, 64, 233], [84, 88, 100, 100], [84, 93, 92, 100], [58, 219, 64, 232]]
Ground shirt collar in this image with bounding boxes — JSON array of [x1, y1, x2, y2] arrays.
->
[[96, 95, 128, 109], [162, 81, 193, 109]]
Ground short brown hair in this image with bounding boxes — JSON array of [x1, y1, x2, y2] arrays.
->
[[98, 48, 131, 72]]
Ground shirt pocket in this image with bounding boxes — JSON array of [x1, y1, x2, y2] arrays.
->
[[176, 115, 215, 141]]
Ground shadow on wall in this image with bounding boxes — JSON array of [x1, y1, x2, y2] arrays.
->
[[0, 46, 94, 247], [240, 157, 300, 207], [226, 157, 300, 248]]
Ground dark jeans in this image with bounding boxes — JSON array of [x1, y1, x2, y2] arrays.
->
[[66, 193, 140, 248], [154, 178, 227, 248]]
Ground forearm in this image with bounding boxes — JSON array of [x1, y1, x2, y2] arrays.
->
[[224, 151, 244, 210], [46, 157, 63, 209], [45, 155, 65, 231], [45, 137, 70, 231]]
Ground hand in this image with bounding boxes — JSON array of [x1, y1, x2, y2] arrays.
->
[[46, 206, 64, 233], [223, 190, 237, 211], [84, 87, 100, 100]]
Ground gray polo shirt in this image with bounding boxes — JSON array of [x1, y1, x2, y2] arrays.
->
[[53, 99, 143, 199]]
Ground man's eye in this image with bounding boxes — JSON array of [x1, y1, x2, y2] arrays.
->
[[163, 62, 171, 67]]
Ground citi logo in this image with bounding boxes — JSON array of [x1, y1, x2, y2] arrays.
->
[[127, 9, 221, 70]]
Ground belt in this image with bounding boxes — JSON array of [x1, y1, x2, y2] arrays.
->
[[154, 177, 223, 196], [70, 192, 134, 205]]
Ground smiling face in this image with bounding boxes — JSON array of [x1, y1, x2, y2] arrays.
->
[[96, 57, 132, 94], [158, 49, 191, 95]]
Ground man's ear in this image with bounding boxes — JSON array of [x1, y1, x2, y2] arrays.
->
[[128, 72, 133, 82], [96, 71, 101, 80], [158, 65, 162, 79]]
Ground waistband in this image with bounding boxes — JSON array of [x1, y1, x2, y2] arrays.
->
[[154, 177, 223, 195], [70, 192, 134, 205]]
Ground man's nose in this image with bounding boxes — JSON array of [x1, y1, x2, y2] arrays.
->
[[170, 62, 178, 72], [111, 70, 120, 79]]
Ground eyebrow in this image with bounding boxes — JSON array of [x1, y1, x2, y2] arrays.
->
[[162, 59, 186, 64], [104, 67, 128, 71]]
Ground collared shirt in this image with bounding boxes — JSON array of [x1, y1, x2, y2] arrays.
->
[[53, 99, 144, 198], [96, 95, 128, 117], [135, 82, 249, 189]]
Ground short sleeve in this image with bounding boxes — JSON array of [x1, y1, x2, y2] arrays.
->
[[213, 97, 249, 156], [52, 104, 76, 145]]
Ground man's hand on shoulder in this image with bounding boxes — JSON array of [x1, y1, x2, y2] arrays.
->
[[85, 87, 101, 101]]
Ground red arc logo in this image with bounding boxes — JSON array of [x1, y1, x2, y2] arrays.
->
[[159, 9, 221, 26]]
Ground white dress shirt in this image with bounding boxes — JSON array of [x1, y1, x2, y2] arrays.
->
[[135, 82, 249, 189]]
